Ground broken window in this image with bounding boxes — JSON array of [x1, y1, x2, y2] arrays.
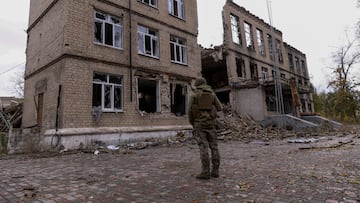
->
[[256, 29, 265, 55], [236, 58, 245, 78], [301, 60, 307, 76], [168, 0, 184, 19], [244, 22, 254, 50], [94, 11, 122, 48], [137, 25, 159, 58], [230, 14, 241, 45], [92, 73, 123, 112], [170, 83, 186, 116], [267, 34, 274, 60], [139, 0, 157, 8], [262, 67, 268, 81], [295, 56, 300, 74], [288, 53, 294, 70], [250, 63, 258, 81], [265, 89, 276, 112], [137, 78, 159, 113], [275, 39, 283, 63], [170, 35, 187, 64]]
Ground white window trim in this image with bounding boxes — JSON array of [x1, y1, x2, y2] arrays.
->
[[137, 25, 159, 58], [230, 14, 241, 45], [168, 0, 184, 19], [94, 11, 123, 49], [256, 29, 265, 55], [170, 36, 188, 65], [93, 74, 123, 112], [244, 22, 254, 48], [139, 0, 158, 8]]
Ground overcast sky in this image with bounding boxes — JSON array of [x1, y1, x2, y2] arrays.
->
[[0, 0, 359, 96]]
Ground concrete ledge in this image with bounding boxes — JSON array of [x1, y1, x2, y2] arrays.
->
[[43, 125, 193, 150], [260, 114, 319, 132], [301, 116, 342, 130]]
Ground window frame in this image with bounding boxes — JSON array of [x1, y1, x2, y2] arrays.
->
[[92, 72, 124, 112], [168, 0, 184, 19], [170, 35, 188, 65], [230, 14, 242, 45], [256, 28, 265, 56], [244, 22, 254, 50], [94, 10, 123, 49], [138, 0, 158, 8], [137, 25, 160, 58], [137, 78, 161, 113]]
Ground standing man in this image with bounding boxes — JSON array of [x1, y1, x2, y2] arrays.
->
[[188, 77, 222, 179]]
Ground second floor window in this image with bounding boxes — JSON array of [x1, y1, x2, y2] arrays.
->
[[168, 0, 184, 19], [295, 56, 300, 73], [301, 60, 307, 76], [267, 34, 274, 60], [276, 39, 283, 63], [94, 11, 122, 48], [244, 22, 254, 49], [256, 29, 265, 55], [139, 0, 157, 8], [170, 35, 187, 64], [137, 25, 159, 58], [288, 53, 294, 70], [230, 14, 241, 45]]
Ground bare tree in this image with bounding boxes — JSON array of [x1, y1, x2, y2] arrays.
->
[[328, 32, 360, 91], [11, 70, 24, 98]]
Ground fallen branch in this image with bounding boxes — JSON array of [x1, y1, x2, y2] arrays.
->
[[299, 140, 353, 150]]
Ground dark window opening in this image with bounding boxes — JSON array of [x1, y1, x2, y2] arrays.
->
[[216, 91, 230, 104], [265, 89, 275, 112], [138, 78, 158, 113], [170, 84, 186, 116], [236, 58, 245, 78], [250, 63, 258, 81], [288, 53, 294, 70], [104, 23, 113, 46]]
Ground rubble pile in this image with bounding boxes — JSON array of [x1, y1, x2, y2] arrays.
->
[[216, 105, 293, 142], [0, 101, 23, 132]]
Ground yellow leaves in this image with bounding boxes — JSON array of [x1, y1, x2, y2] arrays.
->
[[236, 182, 250, 192]]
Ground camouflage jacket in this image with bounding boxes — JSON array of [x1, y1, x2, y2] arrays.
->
[[187, 84, 222, 129]]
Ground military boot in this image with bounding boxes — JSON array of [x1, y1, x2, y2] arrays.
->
[[210, 170, 219, 178], [196, 172, 210, 179]]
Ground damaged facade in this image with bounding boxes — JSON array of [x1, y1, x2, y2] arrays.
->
[[22, 0, 201, 150], [202, 1, 314, 121]]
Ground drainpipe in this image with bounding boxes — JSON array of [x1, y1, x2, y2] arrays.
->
[[129, 0, 133, 102]]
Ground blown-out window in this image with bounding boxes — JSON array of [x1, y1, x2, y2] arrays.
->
[[137, 78, 160, 113], [230, 14, 241, 45], [256, 29, 265, 55]]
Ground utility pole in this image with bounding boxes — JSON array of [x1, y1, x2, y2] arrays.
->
[[266, 0, 285, 125]]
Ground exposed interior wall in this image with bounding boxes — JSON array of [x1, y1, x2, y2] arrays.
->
[[233, 87, 266, 121]]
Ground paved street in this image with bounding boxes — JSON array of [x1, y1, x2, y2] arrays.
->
[[0, 132, 360, 203]]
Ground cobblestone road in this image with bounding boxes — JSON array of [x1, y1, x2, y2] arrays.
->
[[0, 133, 359, 203]]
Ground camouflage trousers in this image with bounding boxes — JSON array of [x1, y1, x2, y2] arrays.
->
[[193, 128, 220, 174]]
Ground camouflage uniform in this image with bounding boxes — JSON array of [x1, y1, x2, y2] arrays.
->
[[188, 78, 222, 179]]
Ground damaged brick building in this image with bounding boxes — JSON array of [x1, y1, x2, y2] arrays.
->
[[22, 0, 201, 150], [202, 1, 314, 121]]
